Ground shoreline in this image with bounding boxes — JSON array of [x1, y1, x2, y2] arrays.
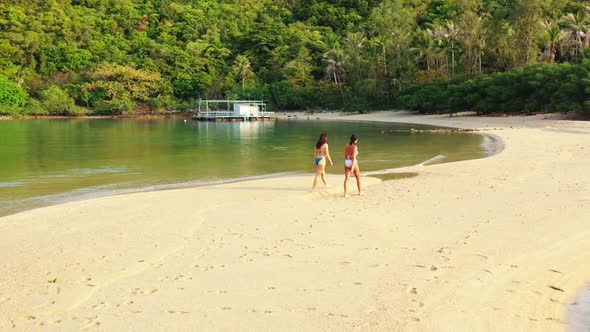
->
[[0, 111, 588, 331], [1, 129, 498, 219], [0, 117, 499, 219]]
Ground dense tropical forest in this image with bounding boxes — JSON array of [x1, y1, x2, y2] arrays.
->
[[0, 0, 589, 116]]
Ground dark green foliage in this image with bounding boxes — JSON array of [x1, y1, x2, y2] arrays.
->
[[343, 96, 369, 113], [416, 0, 461, 28], [93, 99, 135, 115], [397, 81, 451, 113], [1, 0, 589, 116], [397, 60, 590, 114]]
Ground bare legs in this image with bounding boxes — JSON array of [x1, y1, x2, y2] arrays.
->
[[312, 160, 328, 190], [343, 167, 361, 197]]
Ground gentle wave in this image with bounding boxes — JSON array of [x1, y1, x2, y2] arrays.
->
[[0, 181, 26, 187], [363, 155, 445, 176], [415, 155, 446, 166], [480, 133, 505, 156], [31, 166, 137, 179]]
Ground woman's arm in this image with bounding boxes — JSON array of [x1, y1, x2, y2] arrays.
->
[[325, 144, 334, 166], [352, 145, 359, 166]]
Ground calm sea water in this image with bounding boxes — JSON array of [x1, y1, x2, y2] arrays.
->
[[0, 118, 489, 217]]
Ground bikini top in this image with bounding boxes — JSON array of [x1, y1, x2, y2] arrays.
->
[[316, 143, 327, 157], [315, 148, 323, 157]]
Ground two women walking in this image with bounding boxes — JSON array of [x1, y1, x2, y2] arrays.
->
[[312, 133, 362, 197]]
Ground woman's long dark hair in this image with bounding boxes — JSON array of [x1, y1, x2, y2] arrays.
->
[[349, 134, 358, 145], [316, 133, 328, 149]]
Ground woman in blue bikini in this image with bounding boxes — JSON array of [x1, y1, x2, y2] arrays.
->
[[312, 133, 333, 190]]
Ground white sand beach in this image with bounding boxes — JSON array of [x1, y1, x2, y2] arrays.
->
[[0, 111, 588, 331]]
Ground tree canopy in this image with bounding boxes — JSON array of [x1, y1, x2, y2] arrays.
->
[[0, 0, 589, 114]]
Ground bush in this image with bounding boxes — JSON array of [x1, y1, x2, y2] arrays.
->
[[39, 85, 75, 115], [0, 76, 28, 107], [343, 96, 369, 113], [316, 82, 345, 110], [0, 104, 22, 116], [266, 80, 346, 110], [92, 99, 135, 115], [396, 61, 590, 115], [146, 97, 162, 110], [69, 104, 89, 116], [396, 81, 450, 113], [22, 99, 48, 115]]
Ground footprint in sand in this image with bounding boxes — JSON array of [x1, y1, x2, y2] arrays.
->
[[410, 300, 425, 308], [200, 265, 226, 272], [167, 310, 190, 314], [172, 274, 192, 281], [81, 321, 100, 330], [131, 287, 158, 295], [545, 317, 566, 324], [91, 301, 107, 309]]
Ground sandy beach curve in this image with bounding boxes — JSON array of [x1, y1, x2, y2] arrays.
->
[[0, 111, 588, 331]]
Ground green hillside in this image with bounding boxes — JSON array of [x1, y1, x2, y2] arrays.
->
[[0, 0, 589, 115]]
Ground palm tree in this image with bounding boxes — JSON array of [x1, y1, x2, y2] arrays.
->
[[325, 32, 342, 54], [445, 21, 460, 76], [324, 50, 346, 92], [370, 36, 387, 78], [233, 55, 253, 91], [427, 21, 459, 76], [324, 58, 345, 85], [560, 9, 590, 59], [473, 35, 486, 74], [344, 32, 366, 83], [539, 19, 564, 63], [345, 32, 366, 56], [410, 30, 439, 72], [456, 12, 487, 75], [425, 26, 450, 74]]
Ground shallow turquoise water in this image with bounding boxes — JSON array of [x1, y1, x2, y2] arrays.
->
[[0, 118, 488, 217]]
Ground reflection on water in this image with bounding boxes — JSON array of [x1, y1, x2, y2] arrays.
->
[[0, 118, 490, 217]]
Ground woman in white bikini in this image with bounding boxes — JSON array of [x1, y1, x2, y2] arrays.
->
[[312, 133, 333, 190], [343, 134, 361, 197]]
